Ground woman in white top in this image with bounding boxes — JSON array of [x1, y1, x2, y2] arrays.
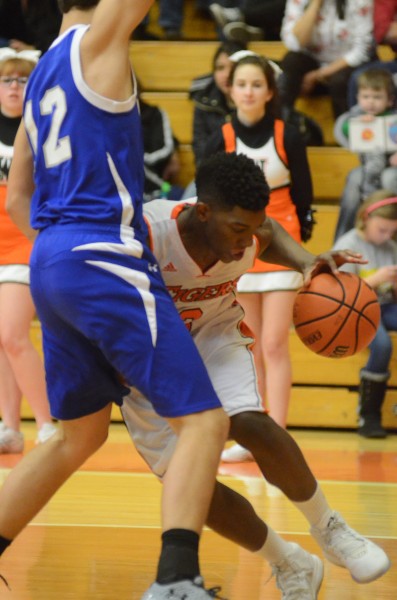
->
[[279, 0, 374, 118]]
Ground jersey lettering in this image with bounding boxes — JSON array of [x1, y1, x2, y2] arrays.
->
[[167, 279, 238, 303], [25, 86, 72, 168]]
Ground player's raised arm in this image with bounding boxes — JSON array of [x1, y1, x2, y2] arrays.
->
[[72, 0, 154, 100]]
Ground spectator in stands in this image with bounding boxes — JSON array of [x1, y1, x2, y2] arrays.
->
[[333, 190, 397, 438], [181, 40, 245, 199], [190, 40, 245, 167], [0, 49, 57, 453], [279, 0, 375, 119], [209, 1, 286, 43], [137, 83, 184, 201], [348, 0, 397, 108], [0, 0, 61, 54], [204, 51, 315, 461], [334, 68, 397, 240]]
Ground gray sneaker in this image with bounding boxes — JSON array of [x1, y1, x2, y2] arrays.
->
[[271, 542, 323, 599], [223, 21, 264, 43], [0, 427, 24, 454], [310, 511, 391, 583], [209, 4, 242, 28], [141, 576, 226, 599]]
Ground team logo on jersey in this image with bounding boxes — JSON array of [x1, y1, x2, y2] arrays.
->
[[163, 262, 177, 272]]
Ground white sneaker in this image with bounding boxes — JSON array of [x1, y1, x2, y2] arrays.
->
[[223, 21, 264, 43], [221, 443, 253, 463], [36, 422, 57, 444], [271, 542, 323, 599], [0, 428, 24, 454], [310, 511, 391, 583], [141, 576, 226, 599], [209, 4, 242, 28]]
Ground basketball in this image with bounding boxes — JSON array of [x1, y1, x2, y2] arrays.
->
[[293, 271, 380, 358]]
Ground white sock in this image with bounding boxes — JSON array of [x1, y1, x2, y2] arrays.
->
[[293, 484, 333, 531], [255, 526, 292, 565]]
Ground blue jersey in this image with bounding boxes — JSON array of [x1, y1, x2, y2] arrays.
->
[[23, 25, 147, 240]]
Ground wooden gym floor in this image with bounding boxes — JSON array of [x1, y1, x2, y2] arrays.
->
[[0, 421, 395, 599]]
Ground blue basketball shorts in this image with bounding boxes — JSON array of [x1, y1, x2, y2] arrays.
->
[[30, 224, 221, 420]]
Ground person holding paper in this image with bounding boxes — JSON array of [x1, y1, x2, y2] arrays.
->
[[334, 68, 397, 240]]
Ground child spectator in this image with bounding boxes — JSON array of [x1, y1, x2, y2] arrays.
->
[[334, 68, 397, 240], [333, 190, 397, 438]]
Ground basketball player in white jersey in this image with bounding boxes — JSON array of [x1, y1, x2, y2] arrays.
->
[[122, 152, 391, 598], [2, 2, 231, 598]]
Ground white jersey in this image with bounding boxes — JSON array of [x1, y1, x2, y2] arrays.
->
[[122, 199, 265, 477], [144, 199, 259, 331]]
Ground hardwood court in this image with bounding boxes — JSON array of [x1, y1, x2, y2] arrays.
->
[[0, 422, 395, 599]]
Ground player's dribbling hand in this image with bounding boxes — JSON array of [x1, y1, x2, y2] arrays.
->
[[301, 249, 367, 286]]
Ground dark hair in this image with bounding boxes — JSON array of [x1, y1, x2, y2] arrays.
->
[[357, 68, 396, 101], [212, 40, 247, 71], [58, 0, 99, 12], [229, 54, 280, 118], [196, 152, 269, 212]]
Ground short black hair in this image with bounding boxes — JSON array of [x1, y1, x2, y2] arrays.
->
[[196, 152, 269, 212], [58, 0, 99, 13]]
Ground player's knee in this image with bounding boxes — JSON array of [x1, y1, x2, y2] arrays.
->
[[200, 407, 230, 439], [230, 411, 282, 452]]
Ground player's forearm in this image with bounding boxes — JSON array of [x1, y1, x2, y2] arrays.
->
[[258, 218, 315, 272]]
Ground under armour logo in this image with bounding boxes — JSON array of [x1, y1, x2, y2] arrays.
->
[[148, 263, 158, 272]]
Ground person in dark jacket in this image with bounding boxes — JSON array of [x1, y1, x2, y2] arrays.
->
[[189, 40, 246, 167]]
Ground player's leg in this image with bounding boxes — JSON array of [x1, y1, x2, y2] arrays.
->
[[0, 403, 112, 542], [207, 480, 324, 598], [259, 289, 296, 428], [0, 283, 55, 440], [229, 410, 391, 583], [163, 409, 229, 533]]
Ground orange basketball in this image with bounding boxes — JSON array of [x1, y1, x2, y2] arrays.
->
[[293, 272, 380, 358]]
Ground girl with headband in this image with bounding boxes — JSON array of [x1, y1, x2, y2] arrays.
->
[[204, 50, 315, 461], [0, 48, 57, 452], [333, 190, 397, 437]]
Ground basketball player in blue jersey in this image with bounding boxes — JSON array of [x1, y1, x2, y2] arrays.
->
[[2, 1, 230, 598]]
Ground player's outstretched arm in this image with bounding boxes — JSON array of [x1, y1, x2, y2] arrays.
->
[[6, 122, 37, 241], [257, 218, 366, 285]]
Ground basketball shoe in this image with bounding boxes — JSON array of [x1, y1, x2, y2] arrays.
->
[[221, 443, 253, 462], [271, 542, 323, 599], [310, 511, 391, 583], [36, 422, 58, 444], [0, 427, 24, 454], [141, 576, 226, 599]]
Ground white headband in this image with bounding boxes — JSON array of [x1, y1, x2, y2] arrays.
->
[[0, 47, 41, 65], [229, 50, 283, 79]]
